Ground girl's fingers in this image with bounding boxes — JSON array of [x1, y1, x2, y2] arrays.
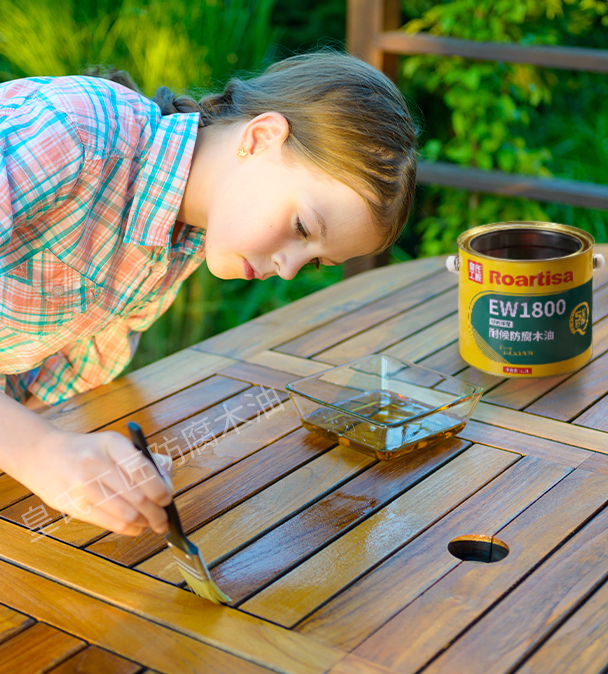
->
[[55, 484, 147, 536], [83, 475, 157, 530], [72, 504, 145, 537], [48, 430, 174, 536], [101, 431, 173, 503], [94, 433, 173, 533], [92, 461, 170, 534]]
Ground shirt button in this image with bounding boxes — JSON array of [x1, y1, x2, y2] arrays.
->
[[52, 285, 65, 297], [151, 263, 165, 274]]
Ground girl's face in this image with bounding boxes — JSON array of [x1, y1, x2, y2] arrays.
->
[[180, 114, 384, 281]]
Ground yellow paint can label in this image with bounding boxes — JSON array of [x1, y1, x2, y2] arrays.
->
[[456, 222, 596, 378]]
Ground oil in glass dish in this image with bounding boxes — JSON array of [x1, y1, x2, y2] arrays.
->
[[302, 389, 465, 460]]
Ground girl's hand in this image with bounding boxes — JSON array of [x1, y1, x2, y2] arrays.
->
[[20, 427, 174, 536]]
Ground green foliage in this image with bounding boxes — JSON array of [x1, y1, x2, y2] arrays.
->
[[0, 0, 279, 90], [271, 0, 346, 55], [400, 0, 608, 257]]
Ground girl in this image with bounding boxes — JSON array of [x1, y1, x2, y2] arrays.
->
[[0, 52, 417, 537]]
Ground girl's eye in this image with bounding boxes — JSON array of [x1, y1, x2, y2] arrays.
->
[[296, 217, 308, 239], [297, 218, 319, 268]]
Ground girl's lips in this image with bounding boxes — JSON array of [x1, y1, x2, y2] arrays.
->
[[243, 259, 256, 280]]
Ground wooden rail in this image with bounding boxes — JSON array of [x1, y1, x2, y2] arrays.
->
[[376, 33, 608, 73], [345, 0, 608, 274], [418, 162, 608, 211]]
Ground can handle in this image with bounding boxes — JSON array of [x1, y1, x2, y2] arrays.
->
[[594, 254, 605, 270], [446, 255, 459, 274]]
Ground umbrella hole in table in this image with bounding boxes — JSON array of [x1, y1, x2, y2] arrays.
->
[[448, 535, 510, 564]]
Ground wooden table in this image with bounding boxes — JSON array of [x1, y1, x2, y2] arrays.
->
[[3, 247, 608, 674]]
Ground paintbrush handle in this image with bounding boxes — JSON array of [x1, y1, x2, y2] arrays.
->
[[127, 421, 188, 543]]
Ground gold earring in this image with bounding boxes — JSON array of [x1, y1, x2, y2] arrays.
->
[[237, 148, 248, 157]]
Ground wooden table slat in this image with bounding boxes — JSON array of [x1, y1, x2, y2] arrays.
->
[[419, 488, 608, 674], [0, 523, 345, 674], [382, 314, 460, 364], [218, 361, 304, 391], [0, 621, 85, 674], [195, 257, 449, 360], [1, 493, 63, 528], [241, 444, 517, 626], [457, 419, 592, 467], [0, 603, 34, 645], [0, 473, 31, 511], [353, 468, 608, 674], [275, 270, 457, 359], [417, 341, 466, 375], [135, 444, 375, 583], [470, 401, 608, 453], [524, 348, 608, 422], [295, 456, 570, 650], [316, 287, 458, 365], [48, 646, 143, 674], [100, 374, 250, 435], [0, 560, 275, 674], [212, 439, 470, 604], [515, 578, 608, 674], [42, 350, 236, 433], [453, 365, 504, 392], [328, 654, 401, 674]]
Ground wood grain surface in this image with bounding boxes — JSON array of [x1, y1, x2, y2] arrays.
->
[[317, 287, 458, 365], [49, 646, 143, 674], [241, 444, 517, 626], [276, 271, 457, 358], [0, 603, 33, 644], [42, 350, 235, 433], [135, 444, 375, 583], [296, 456, 570, 650], [211, 438, 470, 604], [0, 560, 274, 674], [0, 621, 85, 674], [354, 468, 608, 673], [421, 494, 608, 674], [515, 578, 608, 674], [195, 257, 449, 360], [0, 523, 345, 674]]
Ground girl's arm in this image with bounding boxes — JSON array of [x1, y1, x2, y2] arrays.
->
[[0, 392, 173, 536]]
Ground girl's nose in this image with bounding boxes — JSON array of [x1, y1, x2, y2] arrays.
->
[[273, 251, 307, 280]]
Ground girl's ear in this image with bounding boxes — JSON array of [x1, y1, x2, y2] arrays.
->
[[238, 112, 289, 158]]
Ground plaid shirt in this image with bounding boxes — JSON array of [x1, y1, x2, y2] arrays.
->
[[0, 76, 203, 405]]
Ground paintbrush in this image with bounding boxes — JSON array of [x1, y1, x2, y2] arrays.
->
[[127, 421, 231, 604]]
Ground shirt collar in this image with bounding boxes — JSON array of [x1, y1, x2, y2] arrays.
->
[[124, 111, 199, 249]]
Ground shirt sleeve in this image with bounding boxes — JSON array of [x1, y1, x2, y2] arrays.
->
[[0, 95, 84, 251], [27, 321, 142, 406]]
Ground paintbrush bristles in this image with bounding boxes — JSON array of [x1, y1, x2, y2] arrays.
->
[[172, 548, 231, 604], [179, 567, 232, 604]]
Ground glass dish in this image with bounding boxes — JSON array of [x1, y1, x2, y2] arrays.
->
[[286, 355, 483, 461]]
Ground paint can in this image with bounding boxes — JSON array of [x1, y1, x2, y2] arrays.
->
[[446, 221, 605, 378]]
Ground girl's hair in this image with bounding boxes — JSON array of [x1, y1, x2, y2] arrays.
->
[[87, 53, 417, 251]]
